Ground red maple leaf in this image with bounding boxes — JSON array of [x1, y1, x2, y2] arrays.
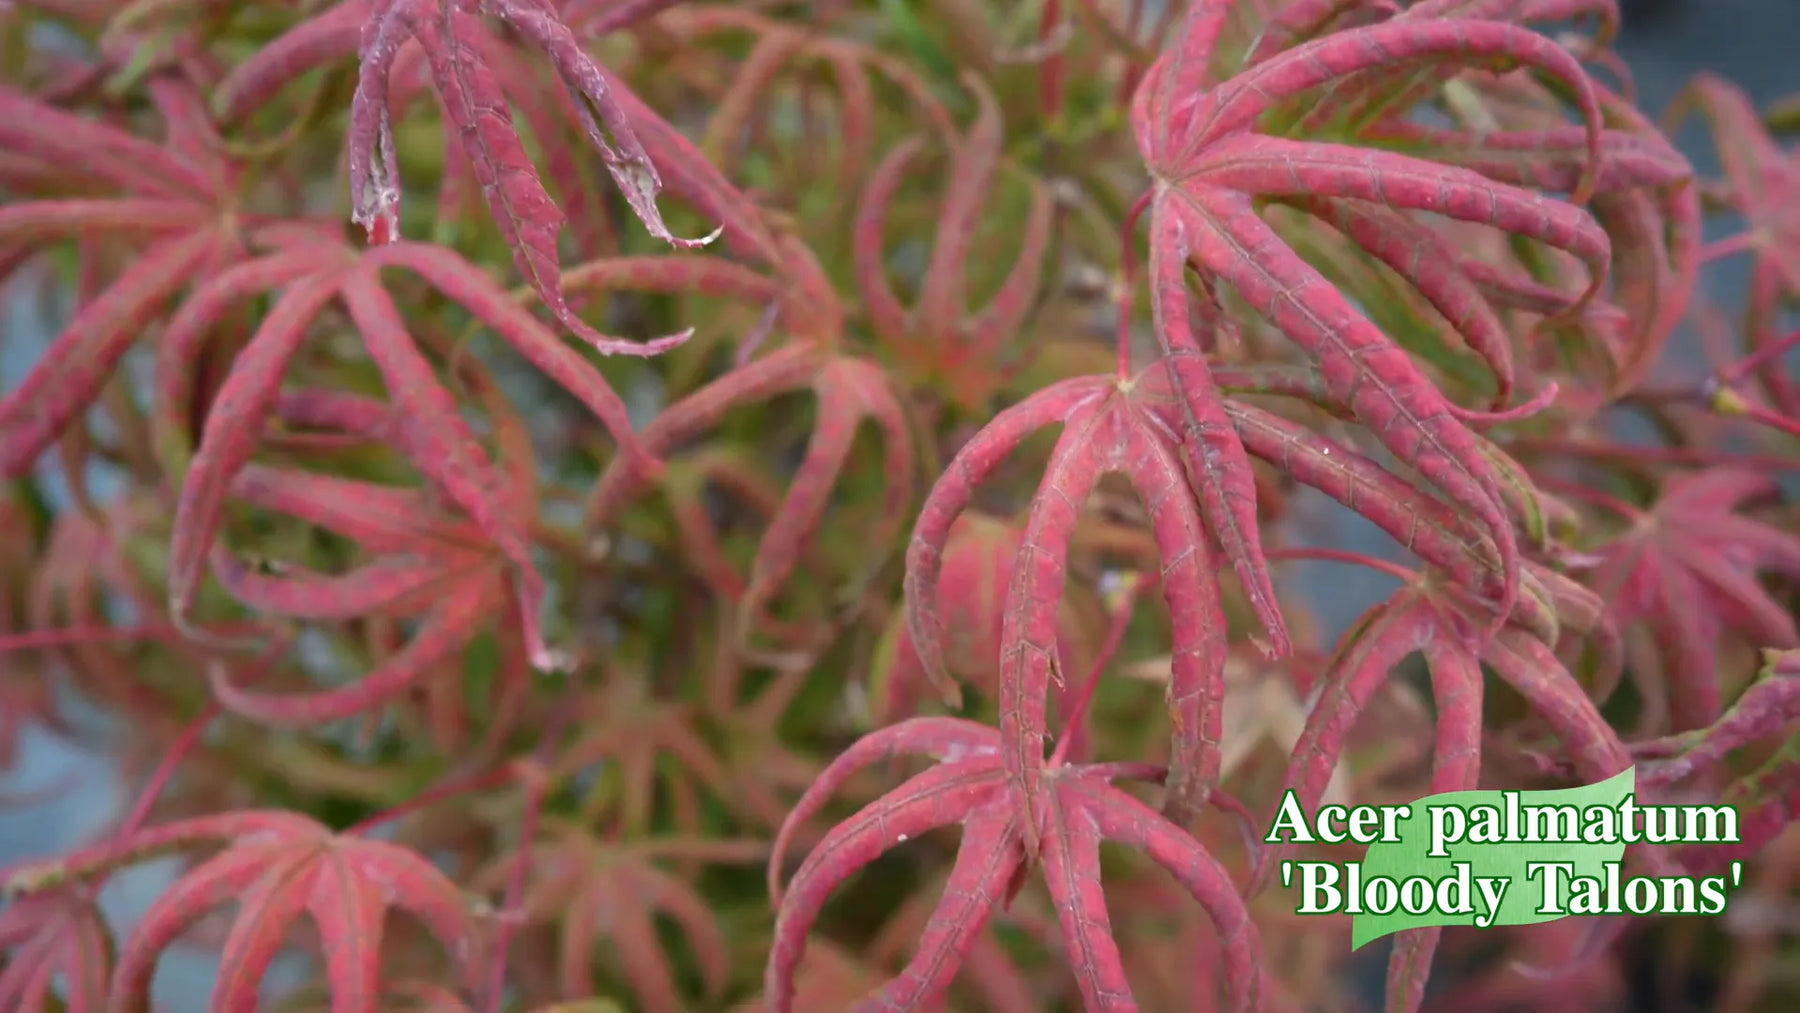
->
[[0, 889, 110, 1011], [1585, 467, 1800, 733], [587, 339, 916, 649], [1671, 73, 1800, 295], [191, 351, 537, 726], [905, 365, 1248, 838], [202, 459, 528, 727], [153, 236, 656, 675], [1252, 554, 1650, 1007], [1667, 73, 1800, 436], [479, 820, 763, 1012], [645, 447, 824, 634], [348, 0, 720, 353], [869, 511, 1101, 728], [663, 3, 949, 223], [854, 72, 1055, 411], [23, 490, 206, 727], [765, 716, 1261, 1012], [2, 809, 484, 1011], [1636, 648, 1800, 876], [1130, 1, 1621, 643], [550, 668, 783, 833], [0, 76, 241, 478], [1360, 62, 1699, 402]]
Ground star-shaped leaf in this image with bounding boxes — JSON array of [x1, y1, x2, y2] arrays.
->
[[1585, 467, 1800, 733], [766, 717, 1261, 1012], [82, 809, 485, 1011], [1131, 2, 1619, 641]]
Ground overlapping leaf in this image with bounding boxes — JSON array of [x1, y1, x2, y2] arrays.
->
[[587, 340, 916, 646], [1637, 648, 1800, 790], [858, 864, 1053, 1011], [1361, 42, 1701, 404], [662, 3, 951, 220], [1131, 0, 1623, 644], [907, 365, 1246, 838], [870, 511, 1099, 726], [193, 366, 538, 727], [1637, 648, 1800, 876], [550, 666, 790, 832], [155, 237, 659, 676], [348, 0, 721, 354], [0, 494, 75, 767], [0, 76, 237, 478], [854, 71, 1055, 410], [201, 458, 531, 726], [1667, 73, 1800, 431], [24, 489, 204, 724]]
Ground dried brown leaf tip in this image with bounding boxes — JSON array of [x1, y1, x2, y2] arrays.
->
[[765, 717, 1261, 1013], [349, 0, 719, 355]]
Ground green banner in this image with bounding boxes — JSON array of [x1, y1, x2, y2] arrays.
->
[[1348, 766, 1636, 948], [1267, 764, 1749, 948]]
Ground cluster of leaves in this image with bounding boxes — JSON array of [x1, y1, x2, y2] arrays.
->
[[0, 0, 1795, 1010]]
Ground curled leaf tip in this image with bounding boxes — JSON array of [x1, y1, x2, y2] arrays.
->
[[611, 161, 724, 249], [584, 326, 696, 358], [352, 190, 401, 247], [671, 223, 726, 250], [1451, 382, 1561, 426], [1247, 634, 1282, 661], [531, 647, 578, 674], [932, 678, 964, 711]]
